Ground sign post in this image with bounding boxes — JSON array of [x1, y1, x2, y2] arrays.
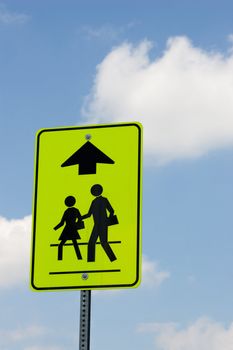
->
[[79, 290, 91, 350]]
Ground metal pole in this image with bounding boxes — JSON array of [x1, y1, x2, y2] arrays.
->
[[79, 290, 91, 350]]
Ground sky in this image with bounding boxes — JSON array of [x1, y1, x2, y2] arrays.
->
[[1, 1, 233, 349]]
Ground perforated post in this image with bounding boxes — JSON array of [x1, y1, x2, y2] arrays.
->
[[79, 290, 91, 350]]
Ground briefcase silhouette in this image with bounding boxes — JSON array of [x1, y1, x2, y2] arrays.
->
[[107, 215, 119, 226]]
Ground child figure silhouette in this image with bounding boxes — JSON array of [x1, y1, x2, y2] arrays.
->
[[54, 196, 82, 260]]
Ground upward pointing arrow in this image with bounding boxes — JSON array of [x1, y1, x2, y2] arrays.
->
[[61, 141, 115, 175]]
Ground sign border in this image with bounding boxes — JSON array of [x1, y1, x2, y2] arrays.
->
[[31, 122, 142, 290]]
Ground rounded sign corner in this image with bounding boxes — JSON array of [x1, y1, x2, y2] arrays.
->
[[30, 280, 42, 292], [36, 128, 49, 139], [132, 121, 143, 131]]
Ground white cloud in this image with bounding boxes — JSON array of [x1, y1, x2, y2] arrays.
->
[[142, 255, 170, 288], [82, 36, 233, 164], [228, 34, 233, 44], [0, 215, 31, 288], [94, 256, 170, 296], [0, 324, 65, 350], [81, 25, 121, 41], [80, 22, 140, 42], [0, 325, 45, 342], [0, 3, 30, 24], [25, 347, 64, 350], [138, 317, 233, 350]]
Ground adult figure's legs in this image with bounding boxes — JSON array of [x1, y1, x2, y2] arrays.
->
[[100, 225, 117, 262], [88, 226, 99, 262], [88, 225, 117, 262]]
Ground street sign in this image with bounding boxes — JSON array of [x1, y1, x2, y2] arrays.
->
[[31, 122, 142, 290]]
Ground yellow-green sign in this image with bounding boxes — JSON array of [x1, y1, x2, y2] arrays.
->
[[31, 122, 142, 291]]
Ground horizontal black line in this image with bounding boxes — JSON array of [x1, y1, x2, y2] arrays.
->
[[50, 241, 121, 247], [49, 269, 121, 275]]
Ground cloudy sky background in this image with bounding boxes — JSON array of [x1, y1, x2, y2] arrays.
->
[[1, 1, 233, 349]]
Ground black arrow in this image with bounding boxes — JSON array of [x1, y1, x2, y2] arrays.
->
[[61, 141, 115, 175]]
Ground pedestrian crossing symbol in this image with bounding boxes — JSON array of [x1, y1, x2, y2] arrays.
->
[[31, 122, 142, 290]]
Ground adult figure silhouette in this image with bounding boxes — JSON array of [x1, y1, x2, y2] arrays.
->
[[82, 184, 117, 262], [54, 196, 82, 260]]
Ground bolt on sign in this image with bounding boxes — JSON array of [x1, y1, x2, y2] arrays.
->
[[31, 122, 143, 291]]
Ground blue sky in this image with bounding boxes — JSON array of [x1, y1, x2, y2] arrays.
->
[[1, 1, 233, 350]]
